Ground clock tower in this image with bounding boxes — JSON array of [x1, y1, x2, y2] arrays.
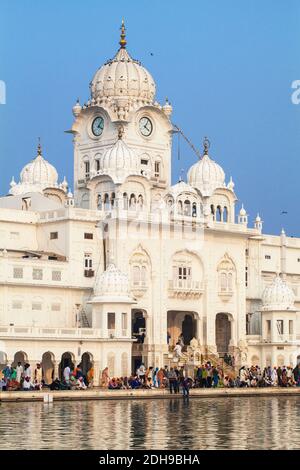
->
[[71, 21, 173, 210]]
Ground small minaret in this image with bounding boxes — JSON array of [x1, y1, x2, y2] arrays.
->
[[238, 204, 248, 226], [280, 228, 287, 281], [254, 213, 263, 233]]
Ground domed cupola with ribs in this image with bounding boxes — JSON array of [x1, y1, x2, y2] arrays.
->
[[9, 141, 66, 196], [90, 20, 156, 112], [95, 130, 140, 184], [187, 137, 225, 197]]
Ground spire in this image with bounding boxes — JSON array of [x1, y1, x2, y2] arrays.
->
[[119, 19, 127, 49], [203, 136, 210, 156], [37, 137, 42, 157]]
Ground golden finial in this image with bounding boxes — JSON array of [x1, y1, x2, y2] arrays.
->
[[119, 19, 127, 49], [37, 137, 42, 156]]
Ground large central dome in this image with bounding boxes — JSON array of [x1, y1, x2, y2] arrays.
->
[[90, 21, 156, 105]]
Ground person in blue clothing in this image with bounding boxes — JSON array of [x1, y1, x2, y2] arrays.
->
[[182, 377, 193, 397]]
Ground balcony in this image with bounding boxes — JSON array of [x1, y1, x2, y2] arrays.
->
[[246, 334, 298, 345], [168, 279, 204, 299], [0, 326, 132, 341], [0, 325, 103, 339], [218, 289, 234, 301]]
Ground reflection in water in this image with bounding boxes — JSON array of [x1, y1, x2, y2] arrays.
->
[[0, 397, 300, 450]]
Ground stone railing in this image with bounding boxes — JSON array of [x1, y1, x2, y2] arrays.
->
[[0, 326, 131, 340], [0, 326, 103, 339], [168, 280, 204, 299]]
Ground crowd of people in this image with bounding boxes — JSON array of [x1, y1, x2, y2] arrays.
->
[[0, 362, 94, 391], [101, 361, 300, 396], [1, 360, 300, 394]]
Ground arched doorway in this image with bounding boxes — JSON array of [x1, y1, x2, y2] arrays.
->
[[182, 314, 196, 345], [12, 351, 28, 368], [215, 313, 231, 355], [42, 352, 55, 384], [0, 351, 7, 369], [132, 310, 146, 343], [80, 352, 93, 377], [167, 311, 198, 348], [59, 352, 75, 379]]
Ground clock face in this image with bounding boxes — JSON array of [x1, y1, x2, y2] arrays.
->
[[92, 116, 104, 136], [139, 117, 153, 137]]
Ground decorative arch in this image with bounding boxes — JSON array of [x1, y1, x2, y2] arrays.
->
[[0, 351, 7, 368], [277, 355, 285, 367], [170, 249, 204, 293], [12, 351, 28, 367], [107, 352, 115, 377], [251, 355, 260, 366], [121, 352, 128, 377], [129, 245, 152, 295], [80, 352, 94, 377], [81, 192, 90, 209], [217, 253, 236, 294], [42, 351, 55, 384]]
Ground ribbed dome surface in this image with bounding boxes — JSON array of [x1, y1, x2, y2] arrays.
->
[[97, 138, 140, 184], [94, 263, 130, 297], [90, 47, 156, 104], [9, 144, 59, 196], [262, 275, 295, 311], [169, 180, 199, 196], [187, 154, 225, 197]]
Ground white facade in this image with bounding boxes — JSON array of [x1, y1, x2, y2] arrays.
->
[[1, 23, 300, 383]]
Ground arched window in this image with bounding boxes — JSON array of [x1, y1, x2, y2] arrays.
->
[[216, 205, 222, 222], [81, 193, 89, 209], [97, 194, 102, 210], [217, 254, 235, 294], [132, 265, 147, 287], [111, 192, 115, 208], [223, 206, 228, 222], [129, 194, 136, 209], [211, 205, 215, 220], [123, 193, 128, 209], [192, 203, 197, 217], [178, 200, 183, 215], [138, 194, 143, 208], [184, 200, 191, 216], [104, 193, 110, 210]]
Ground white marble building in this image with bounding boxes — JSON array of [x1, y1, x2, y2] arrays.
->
[[0, 22, 300, 383]]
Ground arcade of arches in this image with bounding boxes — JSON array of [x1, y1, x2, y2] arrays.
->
[[4, 350, 95, 384]]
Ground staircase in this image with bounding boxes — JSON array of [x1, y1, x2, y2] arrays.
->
[[79, 309, 90, 328]]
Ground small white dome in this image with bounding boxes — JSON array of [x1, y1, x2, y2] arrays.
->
[[72, 99, 82, 117], [187, 140, 225, 197], [255, 213, 261, 222], [262, 275, 295, 311], [239, 205, 247, 216], [90, 23, 155, 105], [95, 263, 129, 296], [169, 180, 198, 197], [20, 144, 58, 187], [96, 138, 140, 184], [9, 143, 59, 196], [92, 263, 135, 304]]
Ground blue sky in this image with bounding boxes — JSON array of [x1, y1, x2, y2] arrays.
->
[[0, 0, 299, 235]]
